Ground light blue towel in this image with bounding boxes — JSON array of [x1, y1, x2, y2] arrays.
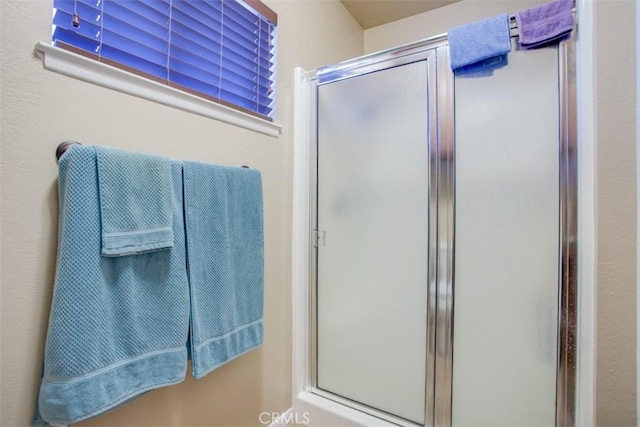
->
[[183, 162, 264, 379], [96, 146, 174, 257], [454, 54, 509, 78], [448, 14, 511, 70], [36, 146, 190, 425]]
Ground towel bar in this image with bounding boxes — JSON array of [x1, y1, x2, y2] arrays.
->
[[56, 142, 251, 169]]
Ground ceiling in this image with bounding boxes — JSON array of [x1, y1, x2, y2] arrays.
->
[[340, 0, 461, 29]]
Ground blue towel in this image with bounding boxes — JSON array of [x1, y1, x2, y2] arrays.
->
[[515, 0, 574, 49], [36, 146, 190, 425], [96, 146, 174, 257], [448, 14, 511, 70], [183, 162, 264, 379], [454, 54, 509, 78]]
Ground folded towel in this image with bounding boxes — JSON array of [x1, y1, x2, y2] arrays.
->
[[515, 0, 574, 49], [454, 53, 510, 78], [96, 146, 174, 257], [448, 14, 511, 70], [183, 162, 264, 379], [36, 146, 190, 425]]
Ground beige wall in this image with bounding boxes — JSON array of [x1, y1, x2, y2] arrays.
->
[[2, 0, 638, 425], [0, 1, 363, 426], [365, 0, 639, 424], [364, 0, 547, 54], [594, 0, 637, 425]]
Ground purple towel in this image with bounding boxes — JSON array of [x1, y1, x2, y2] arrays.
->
[[515, 0, 574, 49]]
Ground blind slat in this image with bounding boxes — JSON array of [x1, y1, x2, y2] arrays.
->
[[169, 70, 272, 115], [52, 0, 277, 120], [170, 44, 272, 89], [170, 58, 271, 105], [53, 9, 170, 55], [53, 10, 100, 40], [178, 0, 222, 21], [100, 29, 168, 68], [170, 24, 272, 77], [171, 9, 264, 61], [53, 27, 100, 53], [101, 44, 168, 79], [102, 16, 169, 54], [111, 0, 171, 18], [104, 1, 170, 27], [54, 1, 101, 22], [54, 0, 99, 14]]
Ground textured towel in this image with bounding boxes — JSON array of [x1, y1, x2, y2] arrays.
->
[[515, 0, 574, 49], [36, 146, 190, 425], [448, 14, 511, 70], [183, 162, 264, 379], [454, 54, 509, 78], [96, 146, 174, 256]]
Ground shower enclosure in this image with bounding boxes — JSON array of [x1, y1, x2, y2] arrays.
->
[[293, 22, 576, 427]]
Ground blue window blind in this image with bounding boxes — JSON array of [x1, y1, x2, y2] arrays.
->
[[52, 0, 277, 120]]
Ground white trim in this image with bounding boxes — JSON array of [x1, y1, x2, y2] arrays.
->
[[575, 1, 596, 426], [636, 0, 640, 424], [268, 408, 293, 427], [295, 392, 396, 427], [292, 67, 311, 399], [34, 42, 282, 138]]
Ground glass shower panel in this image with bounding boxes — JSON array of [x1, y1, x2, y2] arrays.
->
[[316, 61, 430, 424], [452, 41, 560, 426]]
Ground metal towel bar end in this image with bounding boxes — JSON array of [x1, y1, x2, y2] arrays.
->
[[56, 141, 81, 163]]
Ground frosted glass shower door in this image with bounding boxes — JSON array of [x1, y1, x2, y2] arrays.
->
[[316, 60, 431, 424], [452, 40, 560, 426]]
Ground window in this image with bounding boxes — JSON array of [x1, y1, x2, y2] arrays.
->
[[52, 0, 277, 121]]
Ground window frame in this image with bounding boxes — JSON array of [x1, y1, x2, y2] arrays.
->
[[35, 41, 282, 136], [47, 0, 279, 127]]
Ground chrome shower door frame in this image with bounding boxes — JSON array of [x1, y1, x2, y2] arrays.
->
[[307, 38, 451, 427], [301, 31, 577, 427], [557, 35, 578, 427]]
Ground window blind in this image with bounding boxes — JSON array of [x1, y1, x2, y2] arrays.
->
[[52, 0, 277, 120]]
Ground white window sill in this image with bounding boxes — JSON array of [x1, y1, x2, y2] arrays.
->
[[34, 42, 282, 138]]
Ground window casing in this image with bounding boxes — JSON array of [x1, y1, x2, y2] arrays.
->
[[52, 0, 277, 121]]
